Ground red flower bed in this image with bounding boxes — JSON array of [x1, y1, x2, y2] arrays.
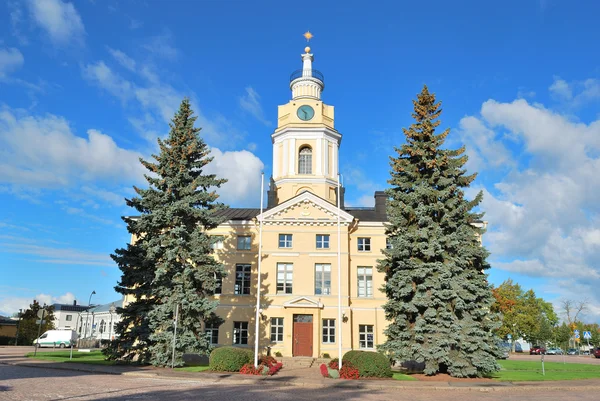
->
[[328, 360, 339, 370], [319, 363, 329, 378], [239, 357, 283, 376], [339, 365, 360, 380]]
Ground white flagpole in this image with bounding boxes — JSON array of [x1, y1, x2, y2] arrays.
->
[[171, 303, 179, 369], [254, 172, 265, 367], [337, 173, 343, 368]]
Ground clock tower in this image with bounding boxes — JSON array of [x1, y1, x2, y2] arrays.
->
[[268, 33, 343, 207]]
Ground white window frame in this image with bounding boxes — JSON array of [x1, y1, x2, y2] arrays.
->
[[270, 317, 284, 342], [211, 237, 224, 251], [65, 314, 72, 321], [237, 235, 251, 250], [214, 272, 222, 295], [298, 146, 312, 174], [357, 237, 371, 252], [316, 234, 330, 249], [322, 319, 336, 343], [315, 263, 331, 295], [277, 263, 293, 294], [357, 266, 373, 298], [279, 234, 293, 248], [233, 321, 248, 345], [235, 264, 251, 295], [359, 324, 374, 349], [386, 238, 393, 249], [205, 323, 219, 345]]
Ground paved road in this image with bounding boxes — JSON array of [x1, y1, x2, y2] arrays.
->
[[2, 347, 600, 401], [1, 363, 599, 401]]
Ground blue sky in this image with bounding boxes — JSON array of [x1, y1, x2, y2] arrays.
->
[[1, 0, 600, 322]]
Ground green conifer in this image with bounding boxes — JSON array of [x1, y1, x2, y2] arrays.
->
[[107, 98, 227, 366], [378, 86, 500, 377]]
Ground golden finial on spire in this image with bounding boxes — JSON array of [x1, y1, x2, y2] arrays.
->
[[303, 31, 313, 53]]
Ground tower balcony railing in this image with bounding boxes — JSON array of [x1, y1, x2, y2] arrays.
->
[[290, 69, 324, 83]]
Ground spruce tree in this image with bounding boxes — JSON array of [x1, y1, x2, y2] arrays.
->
[[378, 86, 500, 377], [107, 98, 227, 366]]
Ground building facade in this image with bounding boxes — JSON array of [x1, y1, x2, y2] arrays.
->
[[125, 41, 483, 358], [53, 302, 90, 331]]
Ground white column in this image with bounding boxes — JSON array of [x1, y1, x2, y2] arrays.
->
[[288, 138, 296, 175], [282, 140, 288, 177], [316, 137, 322, 175], [302, 53, 313, 76], [332, 143, 338, 177], [324, 140, 330, 176], [273, 144, 280, 179]]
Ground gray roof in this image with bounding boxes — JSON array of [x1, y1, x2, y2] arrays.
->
[[345, 207, 387, 222], [88, 298, 124, 313], [0, 315, 16, 325], [54, 304, 90, 312], [215, 208, 261, 221]]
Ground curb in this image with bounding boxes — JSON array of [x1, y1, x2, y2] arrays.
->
[[4, 360, 600, 392]]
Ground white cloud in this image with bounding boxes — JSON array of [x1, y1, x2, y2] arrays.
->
[[206, 148, 265, 206], [239, 87, 271, 126], [27, 0, 85, 46], [456, 115, 514, 172], [549, 76, 572, 100], [142, 32, 179, 61], [107, 48, 136, 72], [0, 292, 76, 316], [0, 106, 145, 189], [460, 93, 600, 311], [0, 47, 24, 78], [82, 61, 133, 102]]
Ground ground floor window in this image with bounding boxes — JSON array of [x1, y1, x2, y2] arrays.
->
[[322, 319, 335, 343], [270, 317, 284, 342], [205, 323, 219, 345], [233, 321, 248, 345], [359, 324, 374, 349]]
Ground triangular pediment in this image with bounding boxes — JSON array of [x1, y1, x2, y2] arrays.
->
[[259, 191, 354, 226], [283, 296, 323, 309]]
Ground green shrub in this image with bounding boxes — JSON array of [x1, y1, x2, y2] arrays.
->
[[322, 353, 331, 359], [0, 336, 16, 346], [342, 350, 392, 378], [209, 347, 254, 372]]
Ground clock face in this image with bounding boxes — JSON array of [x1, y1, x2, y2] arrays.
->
[[297, 105, 315, 121]]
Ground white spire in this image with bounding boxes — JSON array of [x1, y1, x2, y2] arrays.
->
[[290, 32, 324, 100]]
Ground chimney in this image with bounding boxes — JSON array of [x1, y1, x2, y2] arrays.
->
[[73, 300, 77, 306], [374, 191, 387, 218]]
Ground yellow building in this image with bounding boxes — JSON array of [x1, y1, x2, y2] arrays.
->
[[199, 43, 390, 359]]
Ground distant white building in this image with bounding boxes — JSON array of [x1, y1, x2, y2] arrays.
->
[[52, 301, 91, 331], [80, 299, 123, 341]]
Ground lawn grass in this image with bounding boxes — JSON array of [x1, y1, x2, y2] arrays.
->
[[175, 365, 211, 372], [26, 350, 115, 365], [492, 360, 600, 381], [392, 372, 417, 381]]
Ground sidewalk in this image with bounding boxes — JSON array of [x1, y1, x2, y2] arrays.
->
[[3, 353, 600, 392]]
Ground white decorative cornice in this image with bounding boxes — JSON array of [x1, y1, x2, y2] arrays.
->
[[283, 296, 323, 309]]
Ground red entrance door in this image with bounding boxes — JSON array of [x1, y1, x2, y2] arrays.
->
[[293, 314, 313, 357]]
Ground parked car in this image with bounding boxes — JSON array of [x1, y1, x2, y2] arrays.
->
[[497, 342, 511, 359], [530, 346, 546, 355], [33, 330, 78, 348], [567, 348, 578, 355], [593, 348, 600, 359], [546, 348, 563, 355]]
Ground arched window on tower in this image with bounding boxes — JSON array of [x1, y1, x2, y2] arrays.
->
[[298, 146, 312, 174]]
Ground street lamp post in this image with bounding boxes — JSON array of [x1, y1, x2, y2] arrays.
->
[[83, 290, 96, 341], [14, 309, 23, 346], [108, 304, 116, 342]]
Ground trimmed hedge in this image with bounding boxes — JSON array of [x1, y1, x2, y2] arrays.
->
[[0, 336, 16, 346], [342, 350, 392, 378], [209, 347, 254, 372]]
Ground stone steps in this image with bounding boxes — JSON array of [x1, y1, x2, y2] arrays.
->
[[279, 357, 315, 367]]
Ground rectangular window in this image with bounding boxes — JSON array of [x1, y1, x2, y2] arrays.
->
[[205, 323, 219, 345], [359, 325, 374, 349], [214, 273, 222, 295], [65, 315, 72, 321], [316, 234, 330, 249], [235, 264, 251, 295], [270, 317, 284, 342], [237, 235, 251, 250], [233, 321, 248, 345], [279, 234, 293, 248], [357, 237, 371, 252], [386, 238, 393, 249], [322, 319, 336, 343], [211, 237, 224, 251], [315, 263, 331, 295], [277, 263, 293, 294], [357, 267, 373, 298]]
